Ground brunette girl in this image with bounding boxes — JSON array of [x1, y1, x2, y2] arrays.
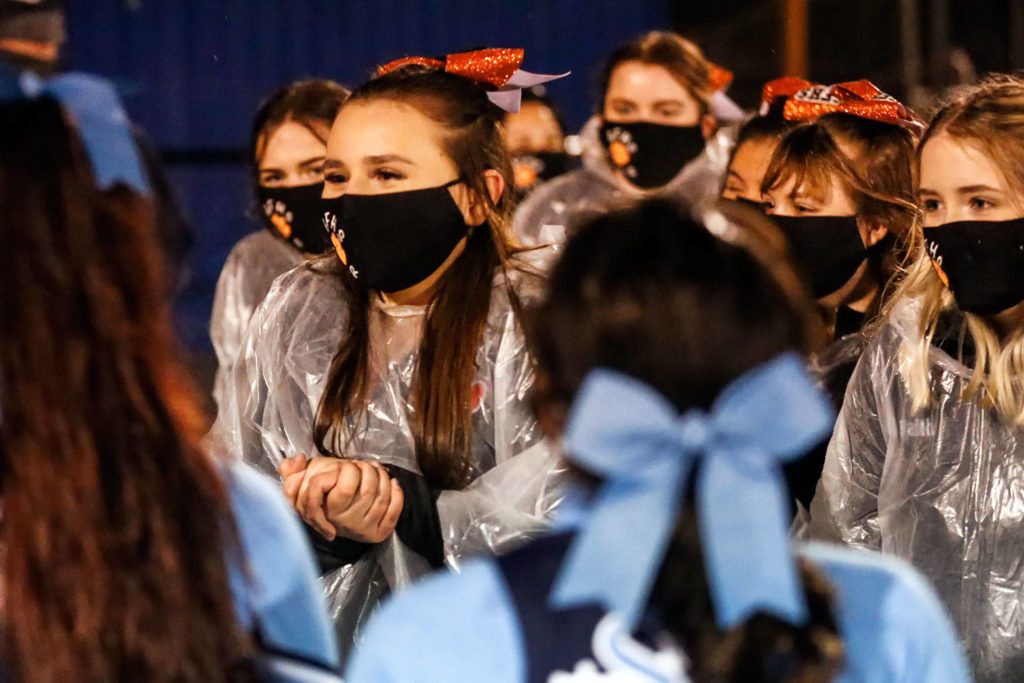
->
[[211, 79, 348, 407], [346, 199, 967, 683], [213, 51, 564, 658], [513, 31, 741, 247], [0, 74, 337, 680]]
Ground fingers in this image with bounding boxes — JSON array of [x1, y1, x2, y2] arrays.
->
[[362, 465, 394, 528], [299, 468, 341, 540], [277, 452, 307, 479], [281, 470, 305, 508], [378, 479, 404, 537], [327, 460, 363, 514], [335, 461, 380, 521]]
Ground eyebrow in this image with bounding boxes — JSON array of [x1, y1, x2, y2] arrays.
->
[[297, 155, 326, 168], [323, 158, 344, 170], [652, 99, 687, 108], [957, 184, 1003, 195], [365, 154, 414, 165]]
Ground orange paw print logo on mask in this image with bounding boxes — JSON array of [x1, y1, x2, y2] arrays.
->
[[324, 212, 359, 279], [263, 199, 294, 238], [925, 238, 951, 288], [604, 126, 637, 168]]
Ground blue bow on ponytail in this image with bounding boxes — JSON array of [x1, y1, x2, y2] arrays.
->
[[1, 66, 150, 194], [549, 352, 834, 630]]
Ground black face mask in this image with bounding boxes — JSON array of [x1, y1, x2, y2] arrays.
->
[[771, 215, 867, 298], [924, 217, 1024, 316], [600, 121, 706, 189], [319, 179, 469, 293], [256, 183, 333, 255], [512, 151, 572, 192], [723, 196, 767, 213]]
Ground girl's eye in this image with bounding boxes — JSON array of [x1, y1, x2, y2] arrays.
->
[[920, 198, 941, 213], [795, 204, 819, 214], [657, 105, 682, 118], [324, 173, 347, 184], [374, 169, 404, 181], [260, 172, 283, 183], [761, 197, 775, 210], [969, 197, 994, 210], [305, 165, 324, 177], [613, 104, 634, 116]]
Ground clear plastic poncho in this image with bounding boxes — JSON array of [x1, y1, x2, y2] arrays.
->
[[209, 252, 565, 661], [809, 296, 1024, 682], [210, 229, 304, 408], [512, 116, 734, 247]]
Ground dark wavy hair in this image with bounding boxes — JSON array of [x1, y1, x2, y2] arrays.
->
[[0, 97, 254, 681], [528, 199, 842, 682]]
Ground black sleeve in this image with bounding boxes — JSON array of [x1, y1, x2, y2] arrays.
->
[[301, 465, 444, 574], [385, 465, 445, 569], [303, 523, 373, 576]]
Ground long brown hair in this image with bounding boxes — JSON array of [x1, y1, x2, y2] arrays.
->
[[312, 65, 525, 489], [0, 97, 253, 680], [528, 199, 840, 682]]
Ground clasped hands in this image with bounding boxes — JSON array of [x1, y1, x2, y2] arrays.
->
[[278, 453, 404, 543]]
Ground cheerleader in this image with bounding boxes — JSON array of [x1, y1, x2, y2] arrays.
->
[[212, 49, 567, 659], [810, 76, 1024, 681], [759, 85, 920, 510], [504, 88, 575, 197], [210, 79, 348, 408], [346, 199, 968, 683], [513, 31, 742, 247]]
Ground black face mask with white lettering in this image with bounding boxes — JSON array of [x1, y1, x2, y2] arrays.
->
[[319, 179, 469, 293], [924, 217, 1024, 316], [600, 121, 706, 189], [771, 215, 868, 299], [257, 183, 334, 255]]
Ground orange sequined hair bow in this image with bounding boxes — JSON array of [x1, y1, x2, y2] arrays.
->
[[779, 79, 924, 132], [378, 48, 569, 113]]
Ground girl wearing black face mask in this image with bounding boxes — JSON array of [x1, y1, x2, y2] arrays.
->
[[503, 89, 575, 198], [512, 31, 744, 248], [809, 76, 1024, 682], [210, 51, 565, 661], [758, 100, 919, 516], [210, 79, 348, 409]]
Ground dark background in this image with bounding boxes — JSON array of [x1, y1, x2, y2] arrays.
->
[[60, 0, 1024, 392]]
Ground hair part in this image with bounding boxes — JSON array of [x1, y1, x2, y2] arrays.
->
[[598, 31, 715, 115], [249, 78, 350, 177]]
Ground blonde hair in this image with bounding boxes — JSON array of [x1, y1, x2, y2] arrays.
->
[[890, 75, 1024, 425]]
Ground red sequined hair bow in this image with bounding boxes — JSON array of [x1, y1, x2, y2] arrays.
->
[[378, 48, 569, 113], [781, 79, 923, 132]]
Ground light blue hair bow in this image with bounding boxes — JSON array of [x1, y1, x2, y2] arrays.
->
[[0, 66, 149, 194], [549, 352, 834, 630]]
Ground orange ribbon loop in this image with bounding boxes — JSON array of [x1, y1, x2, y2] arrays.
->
[[378, 48, 525, 89], [760, 77, 815, 114], [709, 64, 734, 93]]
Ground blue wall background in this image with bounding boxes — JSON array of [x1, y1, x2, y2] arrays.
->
[[64, 0, 671, 355]]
